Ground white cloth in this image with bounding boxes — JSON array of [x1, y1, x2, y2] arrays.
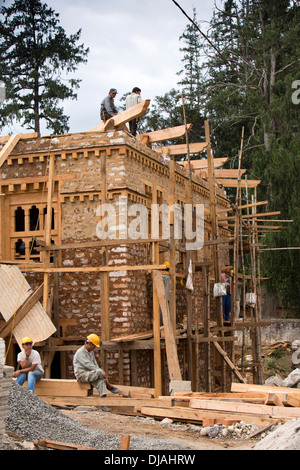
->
[[125, 92, 142, 109], [17, 349, 44, 373]]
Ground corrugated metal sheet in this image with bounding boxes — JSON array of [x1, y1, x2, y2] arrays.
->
[[0, 264, 56, 347]]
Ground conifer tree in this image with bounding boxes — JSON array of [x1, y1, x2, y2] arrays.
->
[[0, 0, 89, 134]]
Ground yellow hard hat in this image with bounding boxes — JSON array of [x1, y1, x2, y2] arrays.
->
[[163, 261, 170, 269], [21, 336, 33, 344], [87, 333, 101, 347]]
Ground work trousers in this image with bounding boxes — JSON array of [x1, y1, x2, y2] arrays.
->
[[222, 294, 231, 321], [16, 370, 43, 393], [77, 368, 107, 397]]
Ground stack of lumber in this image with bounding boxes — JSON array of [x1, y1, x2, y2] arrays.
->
[[29, 379, 300, 427], [140, 383, 300, 426]]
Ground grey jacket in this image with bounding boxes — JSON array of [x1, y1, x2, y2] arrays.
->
[[100, 95, 118, 119], [73, 345, 100, 378]]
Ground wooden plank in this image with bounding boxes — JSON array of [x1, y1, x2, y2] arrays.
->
[[0, 134, 21, 167], [189, 398, 300, 418], [218, 211, 281, 222], [202, 169, 247, 179], [0, 280, 48, 339], [39, 396, 172, 411], [0, 132, 38, 143], [120, 435, 131, 450], [282, 393, 300, 408], [140, 406, 278, 426], [153, 270, 182, 381], [216, 179, 261, 188], [212, 339, 246, 383], [179, 157, 228, 170], [231, 382, 300, 396], [23, 263, 167, 274], [87, 99, 151, 132], [264, 392, 283, 407], [33, 439, 96, 450], [137, 124, 192, 144], [157, 142, 207, 156]]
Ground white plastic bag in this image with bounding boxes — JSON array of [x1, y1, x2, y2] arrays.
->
[[213, 283, 226, 297], [246, 292, 257, 307]]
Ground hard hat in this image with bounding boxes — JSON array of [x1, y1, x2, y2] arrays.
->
[[21, 336, 33, 344], [87, 334, 101, 347], [163, 261, 170, 269]]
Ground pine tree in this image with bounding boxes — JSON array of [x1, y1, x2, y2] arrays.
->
[[0, 0, 89, 134]]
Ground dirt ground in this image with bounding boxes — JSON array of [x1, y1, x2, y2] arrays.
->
[[61, 407, 257, 451]]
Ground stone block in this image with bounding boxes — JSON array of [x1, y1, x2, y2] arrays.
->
[[169, 380, 192, 396]]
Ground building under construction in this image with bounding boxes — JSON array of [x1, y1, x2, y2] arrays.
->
[[0, 100, 276, 398]]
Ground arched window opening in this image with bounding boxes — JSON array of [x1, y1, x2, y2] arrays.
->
[[15, 206, 25, 232], [29, 205, 40, 231], [15, 238, 25, 257]]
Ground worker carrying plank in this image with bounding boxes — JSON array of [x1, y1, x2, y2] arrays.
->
[[100, 88, 118, 122], [125, 87, 142, 136], [73, 333, 120, 410]]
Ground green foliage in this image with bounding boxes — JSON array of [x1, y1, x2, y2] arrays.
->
[[0, 0, 89, 134], [144, 1, 300, 309]]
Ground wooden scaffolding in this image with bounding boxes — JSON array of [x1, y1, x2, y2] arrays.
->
[[0, 103, 284, 396]]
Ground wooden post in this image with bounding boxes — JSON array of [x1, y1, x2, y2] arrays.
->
[[204, 121, 225, 391], [152, 178, 162, 398], [168, 151, 176, 332], [43, 154, 55, 312], [100, 152, 110, 376]]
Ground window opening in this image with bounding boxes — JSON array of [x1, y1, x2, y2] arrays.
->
[[15, 206, 25, 232]]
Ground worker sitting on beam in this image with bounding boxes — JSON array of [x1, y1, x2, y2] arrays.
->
[[73, 333, 120, 409]]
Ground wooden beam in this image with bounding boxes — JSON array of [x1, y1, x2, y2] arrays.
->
[[22, 264, 168, 274], [212, 339, 246, 383], [0, 135, 21, 168], [157, 142, 207, 156], [217, 179, 261, 188], [153, 270, 182, 381], [218, 211, 281, 222], [87, 99, 151, 132], [202, 169, 247, 179], [0, 132, 38, 143], [137, 124, 192, 144]]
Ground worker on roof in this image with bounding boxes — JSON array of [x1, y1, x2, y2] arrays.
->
[[13, 337, 44, 393], [125, 87, 142, 136], [73, 334, 120, 410], [100, 88, 118, 122]]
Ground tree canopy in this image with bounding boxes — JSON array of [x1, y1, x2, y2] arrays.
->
[[144, 0, 300, 309], [0, 0, 89, 134]]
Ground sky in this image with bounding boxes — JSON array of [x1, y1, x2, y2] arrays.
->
[[2, 0, 216, 136]]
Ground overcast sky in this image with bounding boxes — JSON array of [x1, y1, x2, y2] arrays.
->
[[3, 0, 216, 135]]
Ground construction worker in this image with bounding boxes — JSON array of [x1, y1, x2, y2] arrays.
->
[[221, 266, 232, 321], [73, 333, 120, 408], [125, 87, 142, 136], [100, 88, 118, 122], [13, 337, 44, 393]]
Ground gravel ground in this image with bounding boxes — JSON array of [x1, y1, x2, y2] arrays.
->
[[4, 382, 191, 450]]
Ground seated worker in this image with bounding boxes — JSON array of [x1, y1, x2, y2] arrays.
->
[[100, 88, 118, 121], [13, 336, 44, 393], [73, 333, 120, 399]]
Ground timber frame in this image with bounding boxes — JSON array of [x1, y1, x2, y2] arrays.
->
[[0, 102, 285, 396]]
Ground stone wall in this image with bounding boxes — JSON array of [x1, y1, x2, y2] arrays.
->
[[0, 338, 14, 445]]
